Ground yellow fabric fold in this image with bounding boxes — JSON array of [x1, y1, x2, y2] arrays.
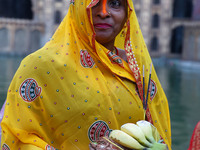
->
[[1, 0, 171, 149]]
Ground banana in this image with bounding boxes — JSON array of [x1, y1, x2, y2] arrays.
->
[[109, 130, 145, 149], [150, 142, 168, 150], [121, 123, 153, 148], [136, 120, 156, 143], [144, 143, 168, 150], [151, 123, 161, 142]]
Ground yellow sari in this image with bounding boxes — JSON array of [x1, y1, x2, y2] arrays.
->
[[1, 0, 171, 149]]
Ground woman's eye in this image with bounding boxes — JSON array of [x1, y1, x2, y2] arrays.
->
[[109, 0, 121, 8]]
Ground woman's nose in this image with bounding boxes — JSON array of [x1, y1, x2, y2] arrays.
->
[[97, 0, 110, 18]]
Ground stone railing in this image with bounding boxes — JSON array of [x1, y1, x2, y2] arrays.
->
[[0, 18, 44, 56]]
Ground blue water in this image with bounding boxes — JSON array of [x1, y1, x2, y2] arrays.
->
[[1, 56, 200, 149]]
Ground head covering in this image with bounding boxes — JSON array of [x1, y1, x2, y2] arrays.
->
[[1, 0, 171, 149]]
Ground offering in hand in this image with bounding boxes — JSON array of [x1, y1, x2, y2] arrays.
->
[[109, 120, 168, 150]]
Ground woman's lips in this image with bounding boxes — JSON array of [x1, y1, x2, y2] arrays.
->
[[94, 23, 112, 29]]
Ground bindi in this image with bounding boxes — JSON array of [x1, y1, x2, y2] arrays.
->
[[102, 0, 108, 14]]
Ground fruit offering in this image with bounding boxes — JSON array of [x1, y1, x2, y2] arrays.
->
[[109, 120, 169, 150]]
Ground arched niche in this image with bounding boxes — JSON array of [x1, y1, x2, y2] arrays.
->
[[153, 0, 160, 5], [170, 26, 184, 54], [30, 30, 41, 53], [150, 36, 159, 51], [54, 11, 62, 24], [14, 29, 27, 52], [0, 28, 9, 48], [152, 14, 160, 28]]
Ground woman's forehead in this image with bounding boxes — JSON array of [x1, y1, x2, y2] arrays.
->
[[91, 0, 128, 7]]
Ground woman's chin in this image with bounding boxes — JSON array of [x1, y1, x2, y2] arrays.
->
[[95, 35, 114, 45], [96, 38, 112, 46]]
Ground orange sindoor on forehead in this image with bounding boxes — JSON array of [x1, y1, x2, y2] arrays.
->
[[102, 0, 108, 14]]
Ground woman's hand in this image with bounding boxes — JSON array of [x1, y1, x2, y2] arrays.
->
[[89, 137, 127, 150]]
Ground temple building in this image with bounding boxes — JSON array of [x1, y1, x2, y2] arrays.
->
[[0, 0, 200, 61], [133, 0, 200, 61], [0, 0, 69, 55]]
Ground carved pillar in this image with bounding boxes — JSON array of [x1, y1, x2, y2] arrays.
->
[[9, 22, 15, 53], [160, 0, 173, 55], [139, 0, 151, 45]]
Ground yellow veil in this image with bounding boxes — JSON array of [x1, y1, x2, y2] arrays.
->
[[1, 0, 171, 149]]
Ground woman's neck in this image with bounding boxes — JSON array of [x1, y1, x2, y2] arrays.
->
[[102, 40, 115, 52]]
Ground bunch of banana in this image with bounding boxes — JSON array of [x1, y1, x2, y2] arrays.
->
[[109, 120, 168, 150]]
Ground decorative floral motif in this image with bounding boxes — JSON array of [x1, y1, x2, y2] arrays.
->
[[150, 79, 157, 100], [107, 51, 124, 68], [135, 79, 157, 104], [146, 107, 153, 124], [2, 143, 10, 150], [46, 145, 58, 150], [19, 78, 42, 102], [80, 50, 95, 68], [124, 37, 143, 100], [88, 120, 112, 142]]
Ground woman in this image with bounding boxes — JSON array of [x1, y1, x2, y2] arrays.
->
[[1, 0, 171, 149]]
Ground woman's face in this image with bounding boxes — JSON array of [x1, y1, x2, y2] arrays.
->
[[92, 0, 127, 48]]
